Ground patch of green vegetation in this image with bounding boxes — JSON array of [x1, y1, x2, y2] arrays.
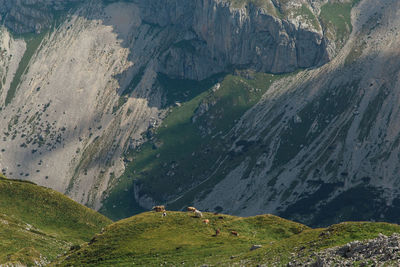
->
[[319, 1, 358, 47], [101, 71, 288, 220], [294, 4, 321, 31], [158, 72, 223, 107], [0, 175, 111, 265], [5, 32, 46, 106], [57, 211, 400, 266]]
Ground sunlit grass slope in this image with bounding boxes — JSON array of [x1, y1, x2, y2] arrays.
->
[[57, 211, 307, 266], [0, 175, 111, 265]]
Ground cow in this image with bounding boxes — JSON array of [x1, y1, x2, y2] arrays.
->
[[231, 231, 239, 236], [203, 219, 210, 224], [152, 205, 166, 212], [187, 207, 196, 212], [194, 209, 203, 218]]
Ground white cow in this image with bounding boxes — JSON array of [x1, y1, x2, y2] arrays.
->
[[194, 209, 203, 218]]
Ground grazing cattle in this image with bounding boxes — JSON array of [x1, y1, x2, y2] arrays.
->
[[187, 207, 196, 212], [203, 219, 210, 224], [231, 231, 239, 236], [194, 209, 203, 218], [152, 205, 166, 212], [215, 229, 220, 236]]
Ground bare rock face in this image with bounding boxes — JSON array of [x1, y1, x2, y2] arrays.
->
[[0, 0, 335, 209], [135, 0, 331, 80]]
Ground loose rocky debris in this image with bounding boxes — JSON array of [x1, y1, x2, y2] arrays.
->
[[287, 233, 400, 266]]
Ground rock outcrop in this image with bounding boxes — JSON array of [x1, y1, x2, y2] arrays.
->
[[288, 233, 400, 266]]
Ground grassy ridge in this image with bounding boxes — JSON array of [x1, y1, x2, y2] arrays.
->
[[0, 176, 398, 266], [0, 175, 111, 265], [57, 211, 308, 266], [58, 211, 400, 266]]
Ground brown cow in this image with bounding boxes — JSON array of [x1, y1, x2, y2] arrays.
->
[[152, 205, 166, 212], [187, 207, 196, 212], [231, 231, 239, 236]]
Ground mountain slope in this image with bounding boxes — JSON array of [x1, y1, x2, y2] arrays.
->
[[0, 175, 111, 266], [0, 0, 343, 216], [57, 211, 400, 266], [98, 0, 400, 228], [187, 0, 400, 226], [99, 0, 364, 221]]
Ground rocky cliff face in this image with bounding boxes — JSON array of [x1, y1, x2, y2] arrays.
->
[[133, 0, 331, 79], [190, 0, 400, 226], [0, 0, 335, 211]]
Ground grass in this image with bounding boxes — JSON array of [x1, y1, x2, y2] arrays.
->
[[57, 211, 400, 266], [0, 175, 111, 265], [319, 0, 360, 47], [239, 221, 400, 265], [56, 211, 308, 266], [1, 175, 399, 266]]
